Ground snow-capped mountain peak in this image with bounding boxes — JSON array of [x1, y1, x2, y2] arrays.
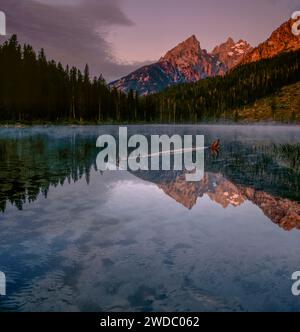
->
[[211, 38, 252, 70]]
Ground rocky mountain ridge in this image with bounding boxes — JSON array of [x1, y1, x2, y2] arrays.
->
[[110, 18, 300, 95]]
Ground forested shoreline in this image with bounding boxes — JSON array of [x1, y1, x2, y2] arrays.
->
[[0, 35, 300, 124]]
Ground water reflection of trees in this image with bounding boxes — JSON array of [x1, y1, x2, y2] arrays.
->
[[0, 135, 97, 212], [206, 143, 300, 202], [134, 142, 300, 203], [0, 133, 299, 213]]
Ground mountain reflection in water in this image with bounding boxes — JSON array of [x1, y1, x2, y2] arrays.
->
[[0, 125, 300, 312], [149, 172, 300, 231], [0, 125, 299, 229]]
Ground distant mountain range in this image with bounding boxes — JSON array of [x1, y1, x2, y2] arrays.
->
[[109, 35, 250, 95], [110, 18, 300, 95]]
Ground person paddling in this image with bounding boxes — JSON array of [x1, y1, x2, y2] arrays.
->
[[210, 139, 220, 152]]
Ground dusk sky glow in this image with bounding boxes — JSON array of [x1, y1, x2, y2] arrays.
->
[[0, 0, 299, 80]]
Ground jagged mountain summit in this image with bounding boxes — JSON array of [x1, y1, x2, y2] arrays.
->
[[110, 18, 300, 95], [159, 35, 226, 81], [211, 37, 252, 70], [109, 35, 228, 95]]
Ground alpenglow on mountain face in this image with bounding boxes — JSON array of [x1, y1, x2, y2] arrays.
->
[[110, 18, 300, 96], [211, 37, 252, 70], [241, 19, 300, 65], [110, 35, 251, 95]]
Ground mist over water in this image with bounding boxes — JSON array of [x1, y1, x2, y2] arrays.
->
[[0, 125, 300, 312]]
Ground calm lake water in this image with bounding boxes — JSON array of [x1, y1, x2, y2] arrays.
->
[[0, 125, 300, 312]]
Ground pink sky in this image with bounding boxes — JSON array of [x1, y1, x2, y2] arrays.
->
[[108, 0, 299, 63], [1, 0, 299, 80]]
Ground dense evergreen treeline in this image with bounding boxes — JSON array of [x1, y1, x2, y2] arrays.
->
[[0, 35, 300, 123], [154, 50, 300, 122], [0, 35, 140, 123]]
